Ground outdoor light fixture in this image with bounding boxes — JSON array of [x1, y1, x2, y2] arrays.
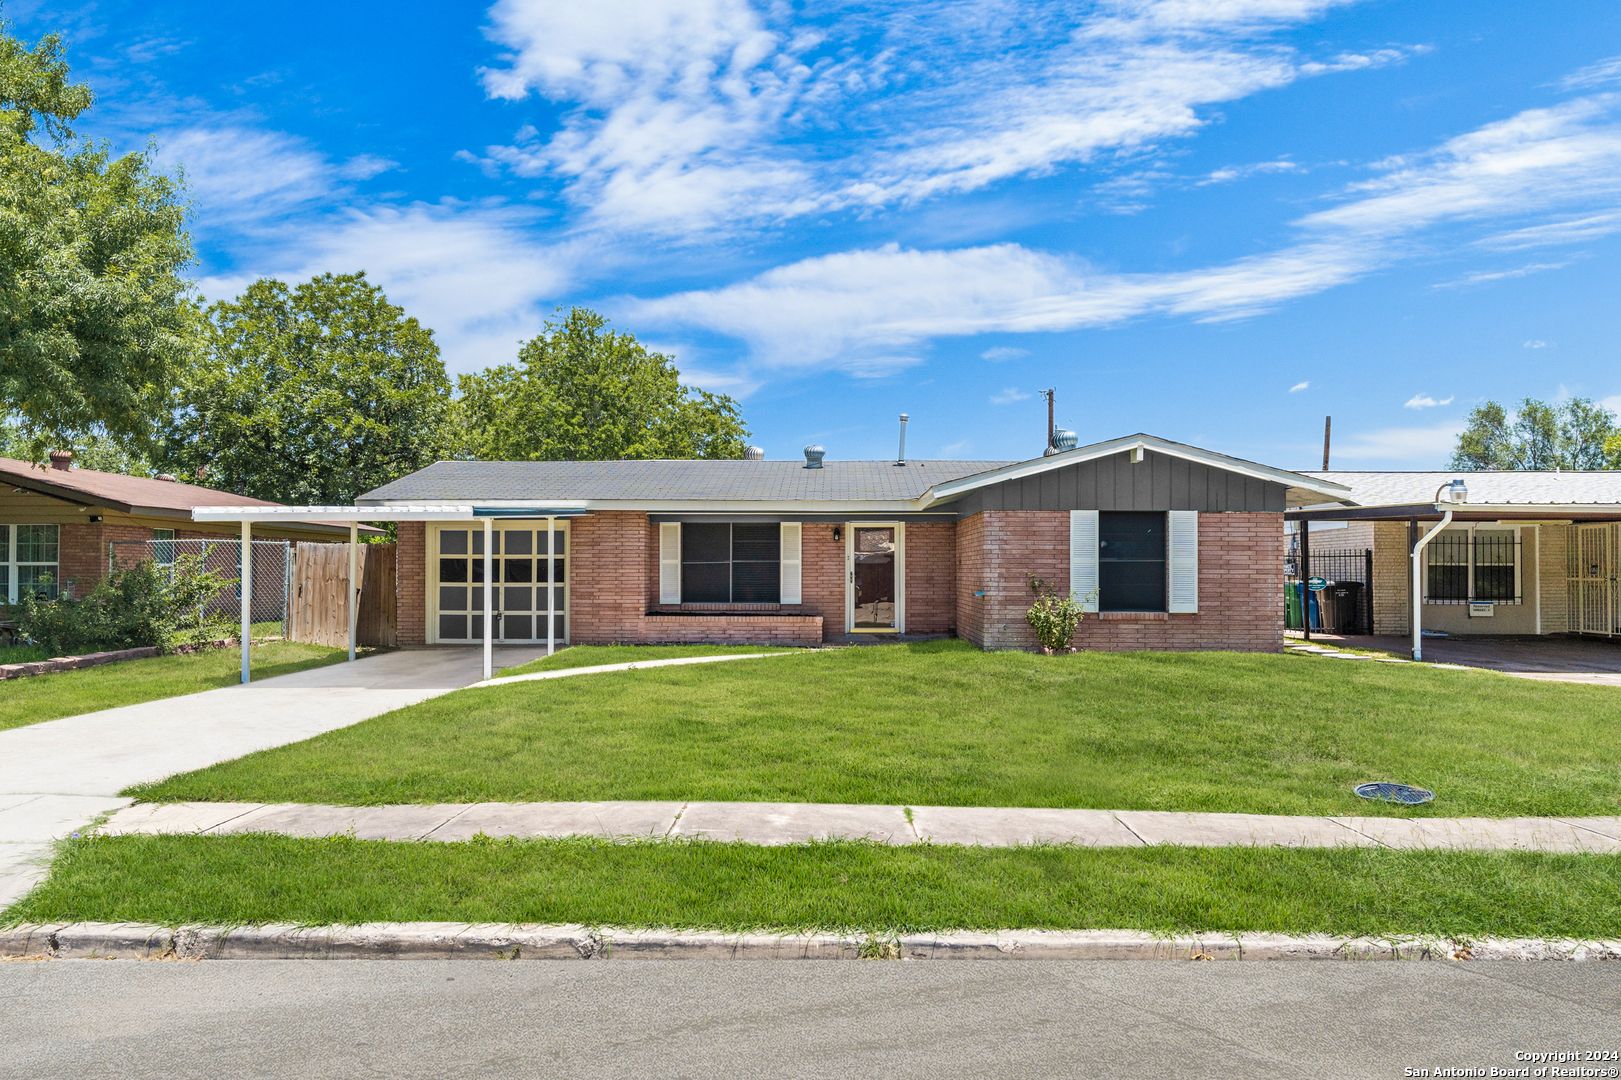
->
[[1435, 478, 1468, 504]]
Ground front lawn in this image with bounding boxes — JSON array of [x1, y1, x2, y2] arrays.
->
[[127, 641, 1621, 818], [0, 641, 357, 732], [11, 833, 1620, 940], [497, 643, 793, 677]]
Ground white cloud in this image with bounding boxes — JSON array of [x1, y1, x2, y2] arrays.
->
[[198, 203, 578, 374], [1601, 395, 1621, 414], [1561, 55, 1621, 90], [470, 0, 1386, 234], [1404, 393, 1454, 409], [991, 387, 1032, 404], [1524, 339, 1549, 349], [1198, 159, 1302, 184], [981, 346, 1028, 361], [630, 86, 1621, 370], [153, 121, 576, 375], [1289, 381, 1309, 392], [1334, 421, 1464, 462], [1478, 211, 1621, 250], [1433, 261, 1571, 289], [338, 154, 400, 180]]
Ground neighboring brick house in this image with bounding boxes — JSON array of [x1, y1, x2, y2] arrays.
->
[[1289, 470, 1621, 641], [361, 434, 1345, 653], [0, 452, 368, 604]]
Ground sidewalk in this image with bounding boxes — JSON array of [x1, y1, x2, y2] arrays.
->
[[99, 799, 1621, 853]]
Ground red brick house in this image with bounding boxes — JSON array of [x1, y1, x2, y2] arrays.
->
[[359, 434, 1348, 652], [0, 452, 366, 603]]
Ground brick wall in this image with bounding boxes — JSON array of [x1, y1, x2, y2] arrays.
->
[[397, 521, 426, 645], [570, 510, 649, 643], [958, 510, 1284, 652], [1372, 521, 1410, 635], [640, 613, 823, 646], [1538, 525, 1567, 633], [904, 521, 956, 635], [954, 513, 987, 646]]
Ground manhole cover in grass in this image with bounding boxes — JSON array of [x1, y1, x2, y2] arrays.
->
[[1354, 782, 1434, 805]]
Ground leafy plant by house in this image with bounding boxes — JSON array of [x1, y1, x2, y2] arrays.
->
[[15, 555, 236, 655], [1025, 574, 1092, 653]]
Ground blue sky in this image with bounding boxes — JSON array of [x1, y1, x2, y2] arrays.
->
[[16, 0, 1621, 469]]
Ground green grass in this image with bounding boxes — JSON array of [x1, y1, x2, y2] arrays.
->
[[0, 644, 54, 665], [0, 641, 357, 731], [11, 833, 1620, 939], [128, 641, 1621, 818], [497, 643, 793, 677]]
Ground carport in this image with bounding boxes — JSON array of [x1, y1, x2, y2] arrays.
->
[[191, 503, 587, 684]]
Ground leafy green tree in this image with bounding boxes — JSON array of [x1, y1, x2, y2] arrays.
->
[[0, 415, 153, 474], [1450, 397, 1619, 470], [0, 26, 196, 460], [452, 307, 749, 461], [159, 273, 451, 504]]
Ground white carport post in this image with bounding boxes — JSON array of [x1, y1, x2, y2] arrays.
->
[[546, 515, 556, 657], [348, 523, 359, 662], [240, 519, 252, 684], [483, 517, 493, 682]]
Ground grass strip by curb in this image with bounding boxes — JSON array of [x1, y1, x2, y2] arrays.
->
[[10, 833, 1621, 940]]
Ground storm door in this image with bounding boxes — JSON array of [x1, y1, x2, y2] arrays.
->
[[434, 523, 568, 644], [849, 526, 900, 631]]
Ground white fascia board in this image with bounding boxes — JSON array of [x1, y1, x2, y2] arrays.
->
[[917, 434, 1352, 508], [578, 499, 930, 513], [192, 504, 476, 522]]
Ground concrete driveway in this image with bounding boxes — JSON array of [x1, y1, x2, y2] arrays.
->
[[1293, 631, 1621, 684], [0, 646, 548, 907]]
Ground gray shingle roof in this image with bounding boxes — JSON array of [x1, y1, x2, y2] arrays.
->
[[1306, 471, 1621, 507], [358, 459, 1018, 504]]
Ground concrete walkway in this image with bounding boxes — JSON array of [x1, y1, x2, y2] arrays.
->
[[0, 646, 552, 907], [1287, 632, 1621, 686], [98, 799, 1621, 853]]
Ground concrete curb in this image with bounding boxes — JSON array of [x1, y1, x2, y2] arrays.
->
[[469, 650, 803, 689], [5, 922, 1619, 962]]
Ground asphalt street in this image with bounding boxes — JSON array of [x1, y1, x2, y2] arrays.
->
[[4, 961, 1619, 1079]]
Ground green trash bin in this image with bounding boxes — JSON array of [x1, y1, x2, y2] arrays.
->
[[1286, 581, 1303, 629]]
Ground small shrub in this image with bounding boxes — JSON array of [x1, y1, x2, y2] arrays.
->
[[15, 555, 237, 656], [1025, 574, 1094, 653]]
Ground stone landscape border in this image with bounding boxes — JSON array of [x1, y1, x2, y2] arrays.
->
[[3, 922, 1618, 962]]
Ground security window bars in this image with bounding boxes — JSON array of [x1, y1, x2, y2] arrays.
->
[[2, 524, 60, 602], [1425, 529, 1522, 605], [680, 523, 781, 603]]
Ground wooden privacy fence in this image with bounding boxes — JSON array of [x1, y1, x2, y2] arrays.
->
[[289, 542, 397, 648]]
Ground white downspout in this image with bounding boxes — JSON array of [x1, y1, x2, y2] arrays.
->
[[483, 517, 493, 682], [1411, 508, 1453, 661]]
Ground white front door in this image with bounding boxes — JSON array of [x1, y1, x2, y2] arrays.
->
[[431, 522, 569, 644]]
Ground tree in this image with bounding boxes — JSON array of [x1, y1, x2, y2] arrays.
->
[[1450, 397, 1619, 471], [452, 307, 749, 461], [0, 25, 196, 460], [159, 272, 451, 505]]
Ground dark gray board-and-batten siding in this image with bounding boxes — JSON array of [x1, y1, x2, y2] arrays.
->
[[951, 449, 1288, 517]]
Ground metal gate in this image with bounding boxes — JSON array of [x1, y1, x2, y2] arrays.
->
[[109, 538, 293, 639], [1285, 546, 1374, 634], [1566, 524, 1619, 636]]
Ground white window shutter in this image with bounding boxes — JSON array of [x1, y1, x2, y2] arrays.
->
[[780, 523, 802, 604], [1069, 510, 1099, 613], [1168, 510, 1199, 613], [659, 522, 681, 604]]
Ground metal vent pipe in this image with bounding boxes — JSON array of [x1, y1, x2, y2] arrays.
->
[[895, 414, 909, 466]]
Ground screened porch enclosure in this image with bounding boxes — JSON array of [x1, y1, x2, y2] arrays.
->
[[432, 521, 569, 644]]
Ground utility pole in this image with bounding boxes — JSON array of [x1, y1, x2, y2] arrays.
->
[[1322, 416, 1332, 471]]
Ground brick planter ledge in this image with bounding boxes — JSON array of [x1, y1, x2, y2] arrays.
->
[[0, 637, 246, 681]]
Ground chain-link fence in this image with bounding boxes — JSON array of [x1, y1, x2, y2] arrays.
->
[[109, 538, 293, 638]]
